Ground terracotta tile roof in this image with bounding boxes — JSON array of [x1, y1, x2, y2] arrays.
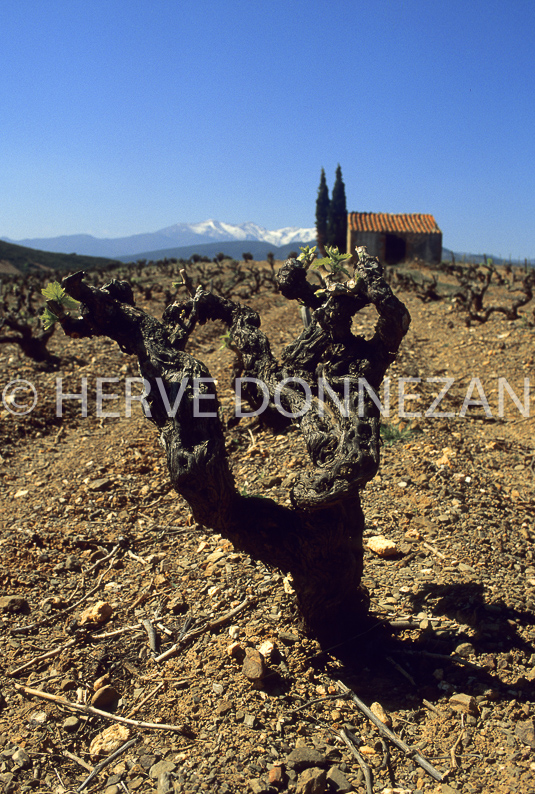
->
[[348, 212, 441, 235]]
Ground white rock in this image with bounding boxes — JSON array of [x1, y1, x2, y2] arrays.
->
[[89, 724, 131, 759], [367, 536, 398, 557], [283, 574, 295, 594], [258, 640, 276, 661], [80, 600, 113, 625], [370, 701, 392, 726]]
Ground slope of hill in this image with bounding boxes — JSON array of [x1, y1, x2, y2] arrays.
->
[[0, 239, 121, 275]]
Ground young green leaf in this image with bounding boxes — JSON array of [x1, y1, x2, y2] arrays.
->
[[41, 306, 59, 330], [42, 281, 80, 314], [41, 281, 66, 302]]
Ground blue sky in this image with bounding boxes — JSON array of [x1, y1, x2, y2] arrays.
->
[[1, 0, 534, 258]]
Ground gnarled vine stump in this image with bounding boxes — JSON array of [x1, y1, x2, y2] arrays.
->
[[49, 247, 410, 645]]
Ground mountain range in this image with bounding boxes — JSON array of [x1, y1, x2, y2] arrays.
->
[[1, 220, 316, 260]]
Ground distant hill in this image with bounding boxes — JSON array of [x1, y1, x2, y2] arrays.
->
[[2, 219, 316, 259], [115, 240, 313, 264], [0, 239, 121, 276], [442, 248, 534, 267]]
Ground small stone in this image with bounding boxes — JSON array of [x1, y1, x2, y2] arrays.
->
[[455, 642, 475, 658], [227, 641, 245, 661], [80, 600, 113, 625], [90, 685, 120, 712], [515, 718, 535, 748], [268, 765, 286, 787], [11, 748, 31, 769], [285, 747, 327, 771], [149, 759, 176, 779], [228, 625, 240, 639], [367, 535, 398, 557], [326, 765, 352, 793], [65, 555, 81, 571], [87, 477, 113, 491], [441, 785, 460, 794], [0, 596, 30, 614], [296, 766, 327, 794], [89, 725, 131, 760], [359, 745, 378, 756], [278, 631, 299, 644], [404, 527, 422, 540], [370, 701, 392, 727], [244, 713, 257, 728], [104, 786, 121, 794], [157, 770, 175, 794], [94, 674, 111, 691], [139, 754, 157, 770], [28, 710, 47, 726], [449, 693, 478, 715], [63, 716, 81, 732], [258, 640, 276, 661], [458, 562, 474, 573], [205, 550, 226, 564], [283, 574, 295, 594], [216, 699, 233, 716], [242, 647, 266, 681], [59, 678, 77, 692], [248, 778, 270, 793], [167, 594, 187, 614]]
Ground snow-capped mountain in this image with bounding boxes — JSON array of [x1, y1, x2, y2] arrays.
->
[[2, 220, 316, 259], [175, 220, 316, 247]]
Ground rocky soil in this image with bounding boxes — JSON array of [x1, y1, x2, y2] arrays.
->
[[0, 261, 534, 794]]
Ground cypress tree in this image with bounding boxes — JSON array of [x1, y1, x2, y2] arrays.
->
[[327, 164, 348, 252], [315, 168, 330, 256]]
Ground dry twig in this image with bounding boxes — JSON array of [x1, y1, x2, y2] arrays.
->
[[339, 728, 374, 794], [8, 638, 77, 676], [337, 680, 443, 783], [127, 681, 165, 718], [14, 684, 193, 735], [423, 698, 440, 715], [155, 596, 254, 663], [386, 655, 416, 686], [93, 623, 144, 640], [63, 750, 92, 772], [423, 542, 447, 560], [450, 729, 465, 770], [84, 542, 122, 575], [142, 618, 159, 653]]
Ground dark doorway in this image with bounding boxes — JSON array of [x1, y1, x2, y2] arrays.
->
[[384, 234, 406, 264]]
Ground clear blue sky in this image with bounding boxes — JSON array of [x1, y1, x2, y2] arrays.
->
[[1, 0, 534, 258]]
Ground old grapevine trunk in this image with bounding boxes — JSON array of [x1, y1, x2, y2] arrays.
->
[[50, 248, 410, 645]]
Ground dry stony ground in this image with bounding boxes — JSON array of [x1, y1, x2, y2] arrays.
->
[[0, 262, 534, 794]]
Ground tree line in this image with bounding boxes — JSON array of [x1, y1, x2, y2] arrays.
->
[[315, 164, 347, 255]]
